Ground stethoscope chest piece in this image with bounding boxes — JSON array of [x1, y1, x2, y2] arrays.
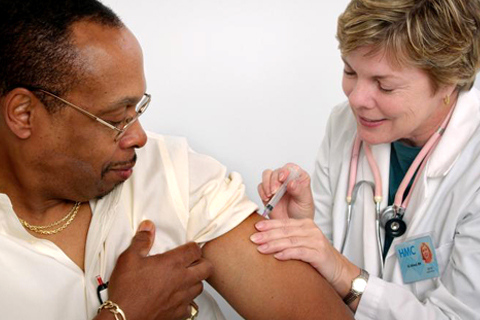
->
[[344, 103, 455, 263], [381, 205, 407, 238], [385, 217, 407, 238]]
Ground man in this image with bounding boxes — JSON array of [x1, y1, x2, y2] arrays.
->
[[0, 1, 352, 319]]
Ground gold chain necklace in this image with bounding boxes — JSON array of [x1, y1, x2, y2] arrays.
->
[[19, 202, 82, 235]]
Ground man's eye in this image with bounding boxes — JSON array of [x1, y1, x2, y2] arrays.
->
[[124, 116, 134, 125], [107, 120, 124, 128]]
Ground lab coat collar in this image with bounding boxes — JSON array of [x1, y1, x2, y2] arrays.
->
[[352, 89, 480, 274], [426, 88, 480, 178], [383, 89, 480, 264]]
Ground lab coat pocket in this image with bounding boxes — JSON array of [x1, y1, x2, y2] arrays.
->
[[435, 241, 454, 274], [414, 241, 454, 300]]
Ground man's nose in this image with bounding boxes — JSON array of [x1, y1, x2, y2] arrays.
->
[[119, 120, 147, 149]]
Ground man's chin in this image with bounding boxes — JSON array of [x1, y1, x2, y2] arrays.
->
[[94, 180, 125, 200]]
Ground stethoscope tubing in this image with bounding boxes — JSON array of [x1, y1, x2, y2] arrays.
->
[[340, 104, 455, 277], [342, 181, 384, 276]]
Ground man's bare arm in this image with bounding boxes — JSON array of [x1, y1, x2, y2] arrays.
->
[[203, 213, 353, 319]]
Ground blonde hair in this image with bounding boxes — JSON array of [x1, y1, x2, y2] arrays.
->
[[337, 0, 480, 92]]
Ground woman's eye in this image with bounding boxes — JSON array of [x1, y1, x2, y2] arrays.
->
[[343, 69, 356, 76], [379, 85, 394, 93], [377, 80, 394, 93]]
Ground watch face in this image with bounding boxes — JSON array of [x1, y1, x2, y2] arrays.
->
[[352, 278, 367, 293]]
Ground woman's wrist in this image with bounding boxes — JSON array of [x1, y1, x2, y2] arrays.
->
[[331, 255, 362, 299]]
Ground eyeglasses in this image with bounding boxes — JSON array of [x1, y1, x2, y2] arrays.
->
[[35, 89, 151, 142]]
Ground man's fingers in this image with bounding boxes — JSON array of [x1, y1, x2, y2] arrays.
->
[[129, 220, 156, 258], [187, 281, 205, 300], [163, 242, 203, 267], [187, 257, 214, 282]]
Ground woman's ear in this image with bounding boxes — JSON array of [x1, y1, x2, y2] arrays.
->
[[441, 84, 458, 105]]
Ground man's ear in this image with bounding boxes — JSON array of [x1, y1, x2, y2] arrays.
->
[[2, 88, 40, 139]]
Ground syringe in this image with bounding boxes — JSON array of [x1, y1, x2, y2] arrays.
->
[[262, 167, 300, 217]]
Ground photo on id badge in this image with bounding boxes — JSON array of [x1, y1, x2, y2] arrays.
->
[[395, 235, 440, 284]]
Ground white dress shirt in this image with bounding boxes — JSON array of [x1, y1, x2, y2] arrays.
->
[[0, 132, 258, 320]]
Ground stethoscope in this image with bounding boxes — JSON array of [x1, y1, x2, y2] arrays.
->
[[340, 106, 455, 275]]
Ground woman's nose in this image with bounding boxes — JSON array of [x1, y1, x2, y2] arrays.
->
[[347, 80, 375, 110]]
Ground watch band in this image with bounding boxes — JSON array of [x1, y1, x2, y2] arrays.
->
[[343, 269, 369, 305]]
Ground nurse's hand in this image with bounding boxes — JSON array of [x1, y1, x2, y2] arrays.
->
[[258, 163, 314, 220], [250, 218, 360, 306]]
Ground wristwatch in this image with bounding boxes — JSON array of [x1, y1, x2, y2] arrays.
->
[[343, 269, 369, 305]]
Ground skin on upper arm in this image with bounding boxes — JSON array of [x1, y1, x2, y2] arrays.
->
[[203, 213, 354, 320]]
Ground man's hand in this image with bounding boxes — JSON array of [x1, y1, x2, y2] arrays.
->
[[103, 220, 213, 320]]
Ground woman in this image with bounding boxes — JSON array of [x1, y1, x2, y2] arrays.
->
[[251, 0, 480, 318], [420, 242, 433, 264]]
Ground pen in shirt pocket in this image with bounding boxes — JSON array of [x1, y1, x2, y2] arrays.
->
[[96, 275, 109, 304]]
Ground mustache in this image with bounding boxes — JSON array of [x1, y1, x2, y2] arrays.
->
[[101, 154, 137, 178]]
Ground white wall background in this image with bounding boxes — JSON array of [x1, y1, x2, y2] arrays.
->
[[100, 1, 480, 319], [103, 0, 349, 201]]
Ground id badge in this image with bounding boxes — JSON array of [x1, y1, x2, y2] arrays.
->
[[395, 235, 439, 284]]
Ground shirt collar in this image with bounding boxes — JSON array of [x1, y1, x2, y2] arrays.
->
[[426, 88, 480, 177], [0, 184, 124, 239], [0, 193, 31, 240]]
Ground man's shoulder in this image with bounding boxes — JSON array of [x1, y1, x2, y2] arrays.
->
[[130, 132, 191, 188], [143, 132, 189, 154], [135, 132, 190, 167]]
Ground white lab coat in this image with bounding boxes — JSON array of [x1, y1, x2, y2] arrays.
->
[[313, 88, 480, 319]]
